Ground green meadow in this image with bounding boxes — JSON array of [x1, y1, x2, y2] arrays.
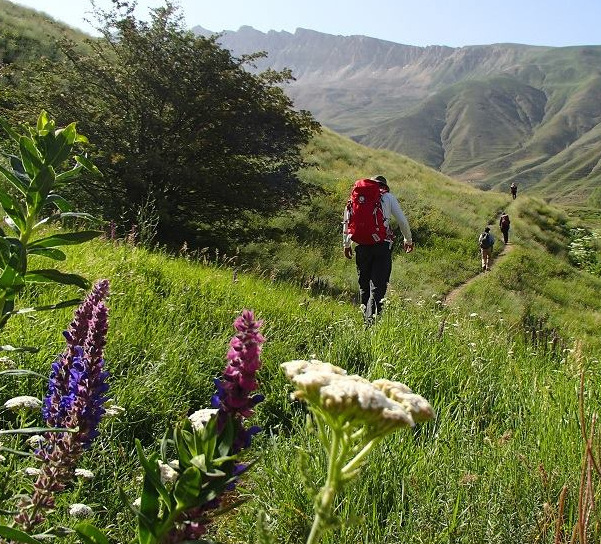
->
[[2, 127, 601, 542]]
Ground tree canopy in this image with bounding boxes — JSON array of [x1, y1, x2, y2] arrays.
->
[[7, 0, 320, 248]]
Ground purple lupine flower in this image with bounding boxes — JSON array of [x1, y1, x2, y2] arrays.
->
[[15, 280, 110, 531], [211, 309, 264, 452], [167, 311, 264, 542]]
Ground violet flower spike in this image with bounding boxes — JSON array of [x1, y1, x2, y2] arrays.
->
[[15, 280, 110, 531]]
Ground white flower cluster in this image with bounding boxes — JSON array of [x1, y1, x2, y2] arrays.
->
[[69, 503, 93, 518], [3, 396, 42, 411], [281, 360, 434, 432], [158, 460, 180, 485], [188, 408, 219, 431]]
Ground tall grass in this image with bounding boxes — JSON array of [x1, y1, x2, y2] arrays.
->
[[2, 238, 599, 543]]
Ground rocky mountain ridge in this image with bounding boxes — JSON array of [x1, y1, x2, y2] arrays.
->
[[194, 26, 601, 205]]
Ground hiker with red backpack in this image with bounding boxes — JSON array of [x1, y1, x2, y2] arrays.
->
[[343, 175, 413, 322], [499, 212, 510, 244]]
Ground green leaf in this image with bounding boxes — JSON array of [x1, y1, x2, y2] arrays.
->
[[0, 163, 28, 196], [55, 164, 83, 184], [0, 189, 26, 234], [12, 298, 81, 315], [27, 247, 67, 261], [27, 165, 55, 212], [28, 231, 103, 249], [0, 445, 34, 457], [74, 523, 110, 544], [0, 345, 39, 353], [0, 525, 43, 543], [36, 111, 49, 133], [46, 124, 76, 167], [0, 369, 47, 378], [25, 269, 90, 289], [75, 155, 103, 177], [0, 427, 76, 436], [173, 466, 202, 510], [135, 439, 172, 511], [0, 263, 20, 290], [19, 136, 44, 179], [45, 193, 73, 212]]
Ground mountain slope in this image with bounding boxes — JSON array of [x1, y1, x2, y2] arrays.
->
[[198, 26, 601, 205]]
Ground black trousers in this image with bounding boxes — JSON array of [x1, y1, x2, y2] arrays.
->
[[355, 242, 392, 320], [501, 227, 509, 243]]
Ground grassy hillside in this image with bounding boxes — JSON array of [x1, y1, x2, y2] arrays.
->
[[0, 0, 89, 65], [2, 236, 600, 543]]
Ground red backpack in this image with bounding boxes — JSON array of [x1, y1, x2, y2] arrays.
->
[[345, 179, 387, 245]]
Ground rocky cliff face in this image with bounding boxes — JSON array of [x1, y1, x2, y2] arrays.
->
[[193, 26, 601, 204]]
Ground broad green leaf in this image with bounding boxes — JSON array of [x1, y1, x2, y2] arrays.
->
[[0, 189, 26, 233], [27, 165, 55, 212], [0, 525, 42, 543], [75, 155, 103, 177], [36, 110, 49, 133], [27, 246, 67, 261], [28, 231, 103, 249], [45, 193, 73, 212], [25, 269, 90, 289], [12, 298, 81, 314], [135, 440, 172, 510], [74, 523, 110, 544], [0, 163, 28, 196], [57, 212, 97, 222], [0, 263, 19, 289], [47, 124, 76, 167], [173, 466, 202, 510], [19, 136, 43, 179], [55, 164, 83, 184]]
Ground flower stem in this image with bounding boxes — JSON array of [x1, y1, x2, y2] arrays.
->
[[306, 430, 345, 544]]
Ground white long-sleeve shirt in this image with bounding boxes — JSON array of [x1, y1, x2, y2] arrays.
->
[[342, 192, 412, 248]]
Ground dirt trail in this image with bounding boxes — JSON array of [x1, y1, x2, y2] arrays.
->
[[443, 242, 515, 306]]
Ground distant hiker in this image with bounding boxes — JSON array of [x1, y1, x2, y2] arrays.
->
[[510, 182, 518, 199], [478, 227, 494, 272], [499, 212, 511, 244], [343, 175, 413, 322]]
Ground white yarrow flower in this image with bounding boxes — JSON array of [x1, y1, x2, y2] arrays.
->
[[3, 396, 42, 411], [132, 497, 141, 508], [103, 404, 126, 418], [75, 468, 95, 480], [26, 435, 46, 448], [188, 408, 218, 430], [23, 467, 41, 476], [0, 454, 6, 463], [158, 460, 179, 485], [69, 503, 93, 518]]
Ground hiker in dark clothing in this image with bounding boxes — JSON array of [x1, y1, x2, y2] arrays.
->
[[478, 227, 494, 271], [510, 182, 517, 199], [499, 212, 510, 244], [343, 175, 413, 321]]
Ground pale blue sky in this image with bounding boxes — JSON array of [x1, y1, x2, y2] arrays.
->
[[10, 0, 601, 47]]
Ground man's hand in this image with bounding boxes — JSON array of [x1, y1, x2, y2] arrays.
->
[[344, 247, 353, 259], [404, 242, 414, 253]]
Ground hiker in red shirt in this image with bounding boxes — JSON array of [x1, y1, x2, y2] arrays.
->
[[343, 175, 413, 322]]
